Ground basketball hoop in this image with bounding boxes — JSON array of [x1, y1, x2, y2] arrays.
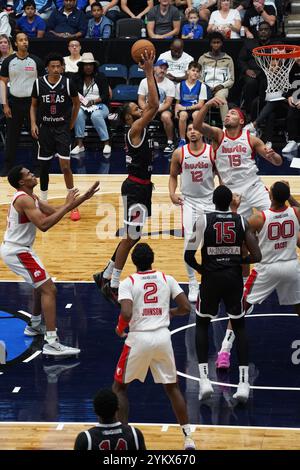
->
[[252, 44, 300, 101]]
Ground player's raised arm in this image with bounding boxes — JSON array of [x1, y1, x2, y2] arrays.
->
[[192, 97, 224, 143]]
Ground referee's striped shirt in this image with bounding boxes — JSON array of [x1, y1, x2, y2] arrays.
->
[[0, 53, 44, 98]]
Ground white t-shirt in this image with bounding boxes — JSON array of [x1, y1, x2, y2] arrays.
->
[[63, 55, 81, 73], [209, 9, 241, 39], [138, 76, 175, 105], [158, 50, 194, 78]]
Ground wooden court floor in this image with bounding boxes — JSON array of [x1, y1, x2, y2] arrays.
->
[[1, 174, 300, 450]]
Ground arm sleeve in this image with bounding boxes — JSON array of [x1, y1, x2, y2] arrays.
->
[[167, 275, 184, 300], [118, 278, 133, 302], [74, 432, 88, 450]]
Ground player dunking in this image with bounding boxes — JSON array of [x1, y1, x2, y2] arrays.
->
[[193, 96, 282, 368], [185, 186, 261, 402], [112, 243, 196, 450], [169, 122, 220, 302], [30, 53, 81, 221], [74, 389, 146, 450], [93, 50, 159, 305], [0, 165, 99, 355]]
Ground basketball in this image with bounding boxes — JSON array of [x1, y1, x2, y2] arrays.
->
[[131, 39, 156, 64]]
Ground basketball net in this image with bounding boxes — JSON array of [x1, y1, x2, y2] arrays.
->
[[252, 45, 300, 101]]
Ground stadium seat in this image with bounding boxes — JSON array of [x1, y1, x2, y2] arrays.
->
[[98, 64, 128, 89], [115, 18, 144, 39], [128, 64, 145, 85]]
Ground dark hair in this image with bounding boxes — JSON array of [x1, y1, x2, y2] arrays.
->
[[271, 182, 290, 204], [93, 389, 118, 422], [119, 102, 132, 125], [14, 31, 28, 43], [45, 53, 64, 67], [188, 8, 199, 17], [67, 37, 81, 46], [188, 61, 200, 71], [77, 61, 96, 77], [258, 21, 272, 31], [23, 0, 36, 8], [213, 185, 232, 211], [208, 32, 224, 44], [8, 165, 24, 189], [131, 243, 154, 271], [91, 1, 103, 9]]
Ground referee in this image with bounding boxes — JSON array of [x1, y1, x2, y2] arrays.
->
[[0, 32, 44, 177]]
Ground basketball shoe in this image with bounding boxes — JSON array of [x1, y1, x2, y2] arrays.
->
[[70, 208, 81, 221], [188, 282, 198, 303], [43, 339, 80, 356], [233, 382, 250, 404], [24, 322, 46, 336], [199, 377, 214, 400], [215, 351, 231, 369], [184, 436, 196, 450]]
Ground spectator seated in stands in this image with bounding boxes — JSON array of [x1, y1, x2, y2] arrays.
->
[[71, 52, 111, 156], [207, 0, 241, 39], [46, 0, 87, 39], [282, 57, 300, 155], [181, 8, 204, 39], [138, 58, 176, 153], [185, 0, 217, 23], [0, 4, 11, 36], [120, 0, 153, 20], [56, 0, 88, 10], [0, 34, 13, 70], [238, 21, 276, 121], [16, 0, 46, 38], [64, 38, 82, 75], [147, 0, 181, 39], [175, 61, 209, 146], [242, 0, 276, 39], [86, 2, 112, 38], [158, 38, 194, 84], [86, 0, 123, 23], [198, 32, 234, 124], [14, 0, 55, 20]]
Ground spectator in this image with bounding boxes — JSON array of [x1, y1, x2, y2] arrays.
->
[[175, 61, 209, 146], [120, 0, 153, 19], [181, 8, 204, 39], [64, 38, 82, 75], [282, 57, 300, 155], [56, 0, 88, 9], [46, 0, 87, 39], [0, 32, 44, 176], [138, 58, 176, 153], [243, 0, 276, 39], [207, 0, 241, 39], [198, 32, 234, 124], [238, 21, 277, 120], [88, 0, 123, 23], [0, 5, 11, 36], [0, 33, 13, 71], [86, 2, 113, 39], [74, 389, 146, 450], [147, 0, 181, 39], [158, 38, 194, 83], [185, 0, 217, 23], [71, 52, 111, 156], [16, 1, 46, 38], [14, 0, 56, 21]]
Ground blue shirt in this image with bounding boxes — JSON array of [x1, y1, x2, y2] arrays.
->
[[179, 80, 208, 106], [47, 8, 87, 35], [86, 17, 112, 39], [56, 0, 87, 9], [17, 15, 46, 37], [181, 23, 203, 40]]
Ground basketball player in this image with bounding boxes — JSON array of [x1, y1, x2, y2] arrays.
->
[[217, 182, 300, 367], [193, 96, 282, 368], [30, 53, 81, 221], [74, 388, 146, 450], [93, 50, 159, 306], [0, 165, 99, 355], [184, 186, 261, 403], [112, 243, 196, 450], [169, 122, 219, 302]]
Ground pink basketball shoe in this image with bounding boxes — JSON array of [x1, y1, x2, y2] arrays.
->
[[215, 351, 231, 369]]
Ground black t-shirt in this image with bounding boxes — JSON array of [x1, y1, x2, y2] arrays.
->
[[125, 128, 154, 180], [125, 0, 149, 16], [31, 75, 78, 126], [74, 422, 146, 450], [243, 5, 276, 37], [201, 211, 246, 272]]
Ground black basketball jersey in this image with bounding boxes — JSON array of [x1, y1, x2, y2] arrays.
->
[[201, 211, 246, 271], [125, 128, 154, 180], [74, 422, 146, 450], [31, 75, 78, 126]]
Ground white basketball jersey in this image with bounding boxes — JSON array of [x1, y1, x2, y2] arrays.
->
[[118, 271, 183, 332], [4, 191, 37, 247], [180, 143, 215, 200], [214, 129, 258, 187], [258, 207, 299, 264]]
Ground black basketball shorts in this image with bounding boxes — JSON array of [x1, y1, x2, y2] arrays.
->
[[121, 178, 153, 230], [37, 124, 71, 160]]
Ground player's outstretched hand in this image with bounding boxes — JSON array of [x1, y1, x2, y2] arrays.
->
[[139, 49, 155, 71], [65, 188, 80, 206], [230, 193, 242, 212], [82, 181, 100, 201], [206, 96, 226, 108]]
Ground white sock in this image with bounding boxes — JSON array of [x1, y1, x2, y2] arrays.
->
[[103, 260, 115, 279], [186, 263, 197, 284], [31, 315, 41, 327], [111, 268, 122, 288], [220, 329, 235, 353], [239, 365, 249, 384], [40, 190, 48, 201], [181, 424, 191, 437], [199, 363, 209, 379], [167, 139, 173, 144], [45, 330, 58, 345]]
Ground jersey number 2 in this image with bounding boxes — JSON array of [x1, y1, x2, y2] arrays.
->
[[144, 283, 158, 304]]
